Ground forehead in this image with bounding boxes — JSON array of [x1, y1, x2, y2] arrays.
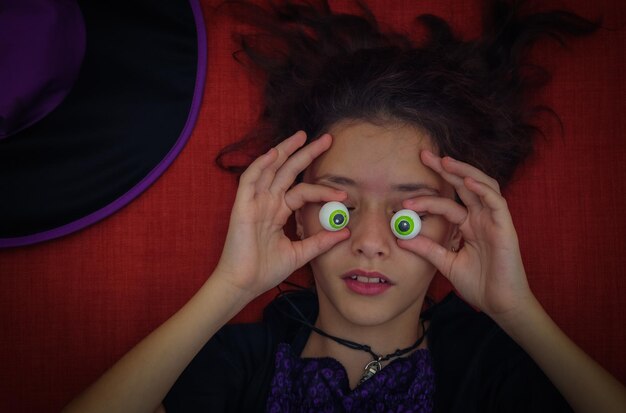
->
[[306, 120, 440, 191]]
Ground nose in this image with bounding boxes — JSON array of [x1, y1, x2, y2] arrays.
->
[[349, 208, 393, 259]]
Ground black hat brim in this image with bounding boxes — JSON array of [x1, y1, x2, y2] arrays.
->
[[0, 0, 207, 247]]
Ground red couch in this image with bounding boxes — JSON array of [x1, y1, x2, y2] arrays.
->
[[0, 0, 624, 410]]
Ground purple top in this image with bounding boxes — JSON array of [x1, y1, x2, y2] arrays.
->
[[267, 343, 435, 413]]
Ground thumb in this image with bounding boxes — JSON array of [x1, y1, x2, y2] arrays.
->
[[398, 235, 456, 278], [293, 229, 350, 267]]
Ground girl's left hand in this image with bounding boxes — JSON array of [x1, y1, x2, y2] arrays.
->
[[398, 150, 535, 322], [399, 151, 626, 413]]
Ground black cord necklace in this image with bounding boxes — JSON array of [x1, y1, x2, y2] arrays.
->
[[277, 286, 429, 385]]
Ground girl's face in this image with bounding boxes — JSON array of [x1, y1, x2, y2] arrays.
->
[[297, 120, 459, 327]]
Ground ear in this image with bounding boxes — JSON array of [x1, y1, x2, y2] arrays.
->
[[295, 209, 304, 239], [448, 223, 463, 251]]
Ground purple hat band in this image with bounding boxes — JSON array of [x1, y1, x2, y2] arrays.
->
[[0, 0, 86, 139]]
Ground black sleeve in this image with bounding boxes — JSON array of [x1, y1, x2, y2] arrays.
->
[[163, 291, 317, 413], [163, 323, 275, 413], [428, 293, 573, 413]]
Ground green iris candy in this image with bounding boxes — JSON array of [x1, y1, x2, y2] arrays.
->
[[319, 201, 350, 231], [390, 209, 421, 240]]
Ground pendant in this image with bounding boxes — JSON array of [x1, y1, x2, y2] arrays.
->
[[359, 359, 382, 385]]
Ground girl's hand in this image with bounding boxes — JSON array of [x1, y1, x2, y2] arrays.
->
[[401, 151, 626, 413], [213, 131, 350, 299], [399, 150, 534, 322]]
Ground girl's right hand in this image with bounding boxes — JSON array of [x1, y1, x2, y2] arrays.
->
[[213, 131, 350, 299]]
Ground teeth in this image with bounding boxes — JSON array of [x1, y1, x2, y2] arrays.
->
[[350, 275, 387, 284]]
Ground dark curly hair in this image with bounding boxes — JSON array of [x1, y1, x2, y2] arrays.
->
[[216, 0, 599, 187]]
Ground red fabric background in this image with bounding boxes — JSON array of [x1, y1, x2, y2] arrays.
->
[[0, 0, 624, 411]]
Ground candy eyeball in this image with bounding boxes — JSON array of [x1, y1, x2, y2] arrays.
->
[[390, 209, 421, 240], [319, 201, 349, 231]]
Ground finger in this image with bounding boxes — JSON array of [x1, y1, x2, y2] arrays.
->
[[420, 150, 464, 187], [441, 155, 500, 195], [237, 147, 279, 202], [402, 196, 468, 227], [421, 150, 483, 212], [255, 131, 307, 192], [270, 133, 333, 194], [284, 182, 347, 212], [464, 177, 513, 227], [397, 235, 456, 278], [293, 229, 350, 267]]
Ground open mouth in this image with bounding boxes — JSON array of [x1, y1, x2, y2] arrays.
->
[[342, 269, 393, 285], [343, 270, 393, 296], [347, 274, 388, 284]]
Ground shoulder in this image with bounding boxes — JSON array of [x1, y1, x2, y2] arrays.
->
[[163, 323, 275, 413], [425, 292, 499, 365], [426, 292, 572, 413], [163, 291, 317, 413], [209, 323, 276, 374]]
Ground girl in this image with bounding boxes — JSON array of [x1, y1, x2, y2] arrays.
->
[[64, 0, 626, 412]]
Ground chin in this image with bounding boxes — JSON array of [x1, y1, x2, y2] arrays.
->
[[341, 307, 400, 327], [332, 293, 420, 328]]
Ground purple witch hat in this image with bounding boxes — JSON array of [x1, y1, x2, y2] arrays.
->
[[0, 0, 207, 247]]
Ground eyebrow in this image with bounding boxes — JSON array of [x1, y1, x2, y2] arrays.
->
[[315, 174, 440, 194]]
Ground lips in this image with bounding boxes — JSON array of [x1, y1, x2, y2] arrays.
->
[[342, 269, 393, 295], [342, 269, 392, 283]]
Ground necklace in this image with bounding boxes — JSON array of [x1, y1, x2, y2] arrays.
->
[[311, 318, 427, 385], [278, 289, 429, 385]]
